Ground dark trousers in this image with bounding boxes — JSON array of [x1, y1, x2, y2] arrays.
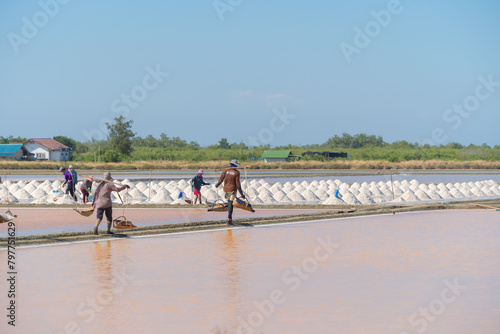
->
[[66, 184, 77, 201], [81, 188, 89, 203], [96, 207, 113, 222], [227, 201, 234, 219]]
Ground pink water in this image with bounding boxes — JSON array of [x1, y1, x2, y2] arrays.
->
[[1, 210, 499, 333], [0, 208, 327, 236]]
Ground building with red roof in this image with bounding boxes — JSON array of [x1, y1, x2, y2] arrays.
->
[[23, 138, 71, 161]]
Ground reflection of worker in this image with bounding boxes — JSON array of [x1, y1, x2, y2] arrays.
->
[[215, 159, 245, 225], [92, 172, 129, 235], [191, 169, 210, 204]]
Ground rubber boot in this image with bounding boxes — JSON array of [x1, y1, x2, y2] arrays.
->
[[94, 218, 102, 235], [106, 221, 114, 234], [227, 218, 233, 225]]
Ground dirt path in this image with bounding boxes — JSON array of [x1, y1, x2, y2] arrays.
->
[[1, 199, 499, 247]]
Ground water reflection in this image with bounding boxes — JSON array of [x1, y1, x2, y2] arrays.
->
[[219, 229, 242, 331], [4, 211, 500, 333]]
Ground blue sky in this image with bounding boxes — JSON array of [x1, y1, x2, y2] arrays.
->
[[1, 0, 499, 147]]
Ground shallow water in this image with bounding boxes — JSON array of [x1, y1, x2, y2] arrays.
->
[[1, 210, 499, 333], [0, 208, 326, 236]]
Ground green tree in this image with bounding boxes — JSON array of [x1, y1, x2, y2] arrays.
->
[[53, 135, 77, 149], [0, 136, 26, 144], [103, 150, 120, 162], [106, 116, 135, 156], [218, 138, 231, 149]]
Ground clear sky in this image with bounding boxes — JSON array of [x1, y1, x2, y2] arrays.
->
[[1, 0, 499, 147]]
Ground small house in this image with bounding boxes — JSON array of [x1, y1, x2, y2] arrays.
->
[[0, 144, 34, 160], [301, 151, 348, 160], [23, 138, 71, 161], [261, 150, 300, 163]]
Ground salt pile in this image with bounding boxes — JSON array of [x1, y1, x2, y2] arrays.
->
[[258, 192, 278, 204], [356, 192, 375, 204], [287, 190, 306, 202], [8, 184, 21, 193], [322, 196, 346, 205], [151, 189, 173, 204], [271, 190, 287, 202], [32, 188, 48, 198], [341, 193, 361, 205], [56, 194, 75, 204], [24, 183, 37, 194], [14, 189, 33, 201], [171, 198, 189, 205]]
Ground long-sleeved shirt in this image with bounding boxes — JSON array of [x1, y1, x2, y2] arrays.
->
[[81, 179, 93, 192], [217, 167, 242, 193], [92, 182, 127, 209], [191, 175, 209, 191], [64, 170, 73, 185]]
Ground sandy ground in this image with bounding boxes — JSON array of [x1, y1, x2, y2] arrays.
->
[[2, 199, 499, 247]]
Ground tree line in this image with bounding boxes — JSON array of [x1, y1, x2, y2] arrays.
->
[[2, 116, 499, 162]]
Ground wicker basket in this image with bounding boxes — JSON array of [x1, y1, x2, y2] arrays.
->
[[207, 200, 228, 212], [233, 198, 255, 212], [73, 207, 94, 217], [113, 216, 137, 229]]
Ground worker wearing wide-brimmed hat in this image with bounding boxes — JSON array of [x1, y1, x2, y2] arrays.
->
[[91, 172, 129, 235], [215, 159, 245, 225]]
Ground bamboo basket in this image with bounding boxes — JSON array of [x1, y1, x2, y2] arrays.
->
[[113, 216, 137, 229]]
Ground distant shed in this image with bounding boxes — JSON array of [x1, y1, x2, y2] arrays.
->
[[261, 150, 300, 163], [301, 151, 348, 159], [0, 144, 34, 160]]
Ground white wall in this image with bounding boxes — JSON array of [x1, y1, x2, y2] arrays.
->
[[31, 147, 49, 160], [24, 142, 69, 161], [50, 151, 69, 161], [264, 158, 289, 163]]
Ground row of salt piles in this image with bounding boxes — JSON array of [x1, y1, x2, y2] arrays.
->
[[1, 178, 500, 205]]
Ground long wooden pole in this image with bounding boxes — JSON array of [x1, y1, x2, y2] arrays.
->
[[214, 166, 249, 171], [474, 203, 500, 210], [80, 175, 123, 186], [391, 173, 394, 200]]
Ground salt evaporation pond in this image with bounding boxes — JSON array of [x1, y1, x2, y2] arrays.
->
[[1, 210, 499, 333], [0, 208, 328, 236]]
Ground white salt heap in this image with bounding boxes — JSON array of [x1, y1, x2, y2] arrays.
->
[[14, 189, 33, 201], [1, 177, 498, 206], [287, 190, 306, 202], [151, 189, 173, 204]]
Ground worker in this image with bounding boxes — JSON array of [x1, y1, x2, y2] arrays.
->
[[91, 172, 130, 235], [60, 166, 77, 201], [81, 176, 93, 204], [191, 169, 210, 204], [215, 159, 245, 225]]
